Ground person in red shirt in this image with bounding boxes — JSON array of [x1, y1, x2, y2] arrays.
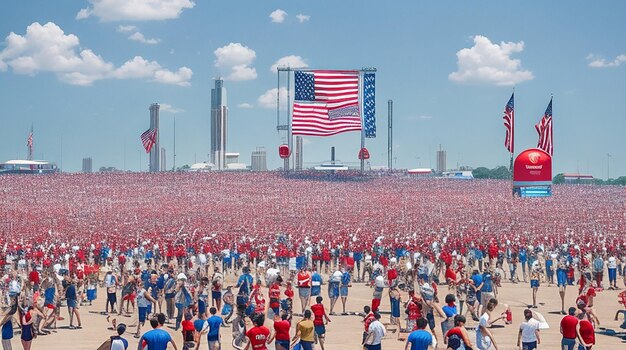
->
[[310, 296, 331, 350], [577, 316, 595, 350], [361, 305, 375, 346], [267, 313, 291, 350], [244, 314, 270, 350], [28, 265, 40, 292], [297, 267, 312, 315], [560, 307, 579, 350], [269, 277, 282, 316]]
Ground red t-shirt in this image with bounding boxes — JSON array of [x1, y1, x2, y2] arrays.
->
[[560, 315, 578, 339], [247, 326, 270, 350], [29, 271, 40, 285], [445, 327, 463, 339], [273, 320, 291, 341], [363, 313, 375, 331], [578, 319, 595, 345], [297, 272, 311, 288], [311, 303, 326, 326]]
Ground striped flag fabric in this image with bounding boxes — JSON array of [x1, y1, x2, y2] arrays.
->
[[502, 93, 514, 153], [141, 128, 157, 153], [535, 98, 553, 156], [292, 70, 361, 136], [363, 73, 376, 138]]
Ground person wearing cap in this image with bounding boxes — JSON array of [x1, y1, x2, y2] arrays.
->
[[110, 323, 128, 350]]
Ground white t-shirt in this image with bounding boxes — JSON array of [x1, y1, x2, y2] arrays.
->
[[476, 313, 492, 350], [519, 318, 540, 343], [608, 257, 617, 269], [367, 320, 386, 345]]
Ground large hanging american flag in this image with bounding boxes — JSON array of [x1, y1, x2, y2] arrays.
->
[[535, 98, 553, 156], [292, 70, 362, 136], [141, 128, 157, 153], [502, 93, 514, 153]]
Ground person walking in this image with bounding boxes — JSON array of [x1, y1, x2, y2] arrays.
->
[[364, 312, 385, 350], [137, 313, 178, 350], [405, 318, 436, 350], [292, 310, 315, 350], [517, 309, 540, 350], [560, 307, 579, 350]]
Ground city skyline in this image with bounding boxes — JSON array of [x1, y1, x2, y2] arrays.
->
[[0, 1, 625, 178]]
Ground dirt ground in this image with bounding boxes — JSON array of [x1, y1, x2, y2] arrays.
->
[[8, 273, 626, 350]]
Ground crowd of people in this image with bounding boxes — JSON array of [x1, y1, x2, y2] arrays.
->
[[0, 172, 624, 350]]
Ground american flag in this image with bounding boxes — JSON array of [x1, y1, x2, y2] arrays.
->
[[27, 127, 33, 160], [502, 93, 514, 153], [535, 98, 553, 156], [141, 128, 157, 153], [292, 70, 362, 136], [363, 73, 376, 138]]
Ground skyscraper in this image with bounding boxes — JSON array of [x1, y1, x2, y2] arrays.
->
[[211, 79, 228, 170], [82, 157, 92, 173], [436, 145, 447, 173], [149, 103, 160, 172], [251, 147, 267, 171]]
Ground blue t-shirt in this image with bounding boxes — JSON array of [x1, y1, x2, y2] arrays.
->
[[311, 273, 322, 295], [407, 329, 433, 350], [236, 274, 253, 295], [65, 284, 77, 300], [141, 329, 172, 350], [471, 274, 483, 289], [442, 305, 457, 317], [519, 250, 527, 263], [1, 321, 13, 340], [110, 335, 128, 350], [475, 249, 484, 260], [481, 273, 493, 293], [353, 252, 362, 262], [44, 287, 55, 305], [341, 272, 351, 286], [207, 315, 223, 341], [194, 319, 206, 332]]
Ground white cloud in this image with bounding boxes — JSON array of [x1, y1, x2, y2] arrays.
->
[[406, 115, 433, 122], [258, 87, 288, 110], [0, 22, 192, 86], [587, 53, 626, 68], [214, 43, 257, 81], [270, 55, 308, 73], [160, 103, 184, 113], [449, 35, 534, 86], [76, 0, 195, 22], [296, 14, 310, 23], [237, 103, 253, 109], [128, 32, 160, 44], [269, 9, 287, 23], [116, 25, 137, 32]]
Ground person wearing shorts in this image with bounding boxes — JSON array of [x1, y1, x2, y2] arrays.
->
[[557, 260, 568, 314], [311, 296, 331, 350], [340, 268, 351, 315], [297, 267, 312, 315], [135, 285, 155, 338]]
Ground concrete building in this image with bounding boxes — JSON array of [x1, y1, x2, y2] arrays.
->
[[251, 147, 267, 171], [149, 103, 160, 172], [210, 79, 228, 170], [82, 157, 92, 173], [160, 148, 167, 172], [436, 146, 447, 173], [295, 136, 303, 171]]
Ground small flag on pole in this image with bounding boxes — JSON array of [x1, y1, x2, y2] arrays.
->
[[535, 98, 553, 156], [363, 72, 376, 138], [503, 93, 514, 153], [141, 128, 157, 153], [27, 126, 33, 160]]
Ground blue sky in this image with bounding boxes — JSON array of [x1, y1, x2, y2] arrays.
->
[[0, 1, 624, 178]]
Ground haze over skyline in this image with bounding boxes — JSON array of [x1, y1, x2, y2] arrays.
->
[[1, 1, 624, 178]]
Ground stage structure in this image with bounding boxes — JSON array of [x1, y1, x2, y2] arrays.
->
[[276, 67, 376, 173]]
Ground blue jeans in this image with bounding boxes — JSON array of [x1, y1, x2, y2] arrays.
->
[[561, 338, 576, 350]]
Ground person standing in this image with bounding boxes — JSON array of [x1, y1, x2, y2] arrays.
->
[[267, 313, 291, 350], [20, 306, 34, 350], [328, 270, 341, 315], [364, 312, 385, 350], [340, 266, 352, 315], [560, 307, 579, 350], [292, 310, 315, 350], [529, 263, 541, 308], [65, 277, 82, 329], [311, 296, 331, 350], [205, 307, 224, 350], [297, 267, 312, 315], [405, 318, 436, 350], [608, 256, 618, 290], [110, 323, 129, 350], [577, 316, 595, 350], [137, 313, 178, 350], [105, 270, 118, 315], [557, 258, 568, 315], [135, 283, 156, 338], [517, 309, 540, 350], [1, 312, 14, 350], [244, 314, 270, 350]]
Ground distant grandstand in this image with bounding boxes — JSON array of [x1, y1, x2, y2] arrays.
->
[[0, 160, 58, 174]]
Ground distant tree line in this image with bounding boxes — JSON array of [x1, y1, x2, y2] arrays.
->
[[553, 173, 626, 186], [471, 166, 511, 179]]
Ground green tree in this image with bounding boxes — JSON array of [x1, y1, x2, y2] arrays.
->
[[553, 173, 565, 184], [472, 167, 490, 179], [489, 166, 511, 179]]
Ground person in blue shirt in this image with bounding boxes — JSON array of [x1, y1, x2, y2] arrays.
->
[[440, 294, 458, 336], [110, 323, 129, 350], [137, 313, 178, 350], [478, 267, 495, 315], [202, 307, 224, 350], [353, 251, 363, 282], [475, 249, 484, 272], [1, 312, 14, 350], [340, 267, 352, 315], [311, 268, 323, 297], [405, 318, 435, 350], [519, 249, 528, 282], [236, 266, 254, 297], [471, 270, 483, 311], [65, 277, 82, 329]]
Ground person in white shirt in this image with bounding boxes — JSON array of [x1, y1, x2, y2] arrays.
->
[[517, 309, 540, 350], [365, 312, 386, 350], [476, 298, 505, 350], [608, 256, 618, 290]]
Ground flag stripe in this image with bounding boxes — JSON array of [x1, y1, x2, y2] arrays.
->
[[502, 93, 514, 153], [535, 98, 553, 155]]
